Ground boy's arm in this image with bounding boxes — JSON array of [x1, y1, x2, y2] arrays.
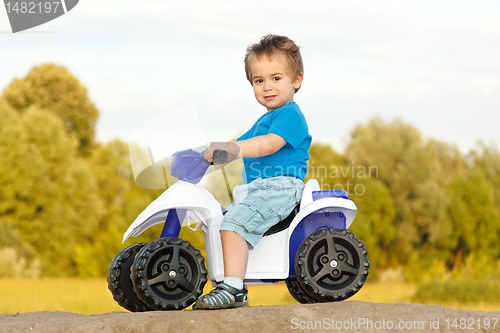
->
[[205, 134, 286, 162], [234, 134, 286, 158]]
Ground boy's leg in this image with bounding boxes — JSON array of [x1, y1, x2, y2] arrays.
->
[[221, 230, 249, 281], [194, 230, 249, 310]]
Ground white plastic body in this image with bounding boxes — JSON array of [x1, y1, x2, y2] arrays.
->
[[122, 179, 357, 284]]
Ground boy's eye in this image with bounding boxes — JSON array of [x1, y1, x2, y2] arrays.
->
[[254, 79, 263, 84], [273, 77, 281, 81]]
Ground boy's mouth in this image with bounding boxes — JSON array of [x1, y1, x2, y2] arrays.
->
[[264, 95, 277, 100]]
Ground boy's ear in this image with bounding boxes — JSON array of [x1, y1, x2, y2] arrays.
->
[[294, 73, 304, 90]]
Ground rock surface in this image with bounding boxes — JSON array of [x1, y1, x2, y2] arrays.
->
[[1, 301, 500, 333]]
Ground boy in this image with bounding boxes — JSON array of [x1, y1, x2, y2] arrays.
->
[[196, 34, 311, 309]]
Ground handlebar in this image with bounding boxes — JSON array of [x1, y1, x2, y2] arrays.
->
[[211, 150, 228, 164]]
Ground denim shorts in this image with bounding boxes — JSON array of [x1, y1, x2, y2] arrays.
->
[[220, 176, 304, 249]]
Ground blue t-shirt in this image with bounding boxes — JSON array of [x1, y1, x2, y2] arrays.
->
[[237, 102, 312, 183]]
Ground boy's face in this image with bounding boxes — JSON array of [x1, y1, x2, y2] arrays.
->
[[249, 54, 303, 112]]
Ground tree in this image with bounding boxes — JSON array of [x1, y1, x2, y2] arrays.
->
[[2, 63, 99, 156], [0, 99, 37, 261], [0, 99, 102, 275], [344, 117, 466, 281], [446, 153, 500, 272], [470, 143, 500, 207]]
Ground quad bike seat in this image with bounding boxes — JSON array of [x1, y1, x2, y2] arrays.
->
[[263, 179, 348, 237], [222, 179, 349, 237]]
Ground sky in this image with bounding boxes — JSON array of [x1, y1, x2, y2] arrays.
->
[[1, 0, 499, 153]]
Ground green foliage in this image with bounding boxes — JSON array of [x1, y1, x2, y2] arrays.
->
[[472, 144, 500, 206], [2, 63, 99, 156], [413, 254, 500, 304], [446, 165, 500, 269], [404, 253, 449, 283], [307, 142, 346, 186], [0, 247, 41, 278], [349, 177, 396, 274], [413, 278, 500, 304], [344, 118, 479, 281], [0, 101, 103, 276]]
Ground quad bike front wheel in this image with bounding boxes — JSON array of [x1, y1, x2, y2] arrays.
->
[[131, 237, 207, 310], [295, 228, 369, 302], [108, 243, 153, 312]]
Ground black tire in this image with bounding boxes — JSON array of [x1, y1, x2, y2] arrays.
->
[[285, 279, 318, 304], [131, 237, 207, 310], [295, 228, 369, 302], [108, 243, 153, 312]]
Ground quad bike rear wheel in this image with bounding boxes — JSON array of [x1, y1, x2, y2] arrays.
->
[[108, 243, 153, 312], [131, 237, 207, 310], [295, 228, 369, 302], [285, 279, 317, 304]]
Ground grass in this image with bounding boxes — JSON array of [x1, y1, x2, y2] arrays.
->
[[0, 278, 124, 314], [1, 278, 498, 315]]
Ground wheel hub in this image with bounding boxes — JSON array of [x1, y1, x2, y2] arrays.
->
[[169, 270, 177, 278], [329, 259, 338, 268]]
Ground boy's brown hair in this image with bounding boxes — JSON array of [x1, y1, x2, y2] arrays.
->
[[244, 34, 304, 93]]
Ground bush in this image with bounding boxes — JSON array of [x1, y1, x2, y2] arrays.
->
[[412, 278, 500, 304], [0, 247, 41, 278]]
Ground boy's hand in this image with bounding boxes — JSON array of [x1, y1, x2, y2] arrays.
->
[[204, 142, 225, 163], [204, 141, 241, 164]]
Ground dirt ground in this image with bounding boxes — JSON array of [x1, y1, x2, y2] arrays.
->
[[1, 302, 500, 333]]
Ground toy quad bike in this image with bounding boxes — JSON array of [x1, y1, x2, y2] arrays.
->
[[107, 108, 369, 312]]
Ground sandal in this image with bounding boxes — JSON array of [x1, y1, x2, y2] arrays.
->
[[194, 283, 248, 310]]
